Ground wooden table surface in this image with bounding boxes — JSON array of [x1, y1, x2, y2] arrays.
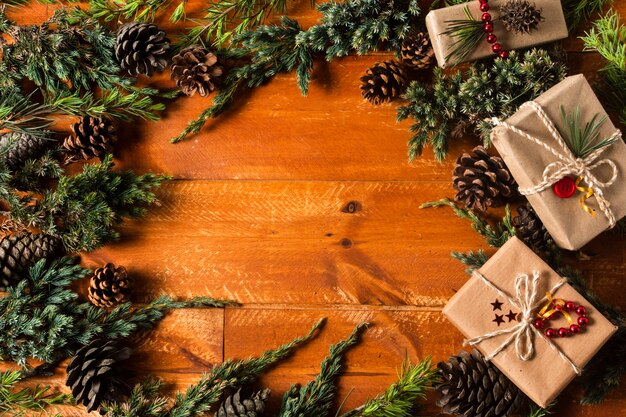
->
[[4, 1, 626, 416]]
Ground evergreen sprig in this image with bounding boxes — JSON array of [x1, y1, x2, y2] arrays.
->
[[340, 357, 438, 417], [562, 0, 614, 31], [398, 48, 567, 160], [0, 257, 235, 369], [0, 89, 53, 139], [102, 319, 326, 417], [73, 0, 187, 23], [278, 323, 368, 417], [172, 0, 420, 142], [560, 106, 617, 158], [441, 6, 485, 65], [5, 154, 168, 252], [0, 370, 72, 416]]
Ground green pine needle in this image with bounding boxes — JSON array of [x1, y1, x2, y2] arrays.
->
[[442, 6, 485, 65], [559, 105, 616, 158], [563, 0, 614, 32], [0, 370, 72, 416]]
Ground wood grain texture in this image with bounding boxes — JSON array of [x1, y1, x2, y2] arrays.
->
[[3, 1, 626, 417]]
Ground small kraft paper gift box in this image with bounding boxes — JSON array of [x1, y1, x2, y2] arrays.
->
[[443, 237, 618, 408], [491, 74, 626, 250], [425, 0, 568, 68]]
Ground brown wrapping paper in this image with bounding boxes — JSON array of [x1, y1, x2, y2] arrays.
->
[[443, 237, 617, 408], [426, 0, 568, 68], [491, 75, 626, 250]]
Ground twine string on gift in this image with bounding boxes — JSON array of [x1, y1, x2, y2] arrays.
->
[[464, 270, 582, 375], [491, 101, 622, 227]]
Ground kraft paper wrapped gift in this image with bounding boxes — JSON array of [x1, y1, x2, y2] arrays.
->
[[491, 74, 626, 250], [443, 237, 617, 408], [425, 0, 568, 67]]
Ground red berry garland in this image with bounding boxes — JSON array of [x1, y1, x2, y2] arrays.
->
[[478, 0, 510, 59], [534, 300, 590, 338]]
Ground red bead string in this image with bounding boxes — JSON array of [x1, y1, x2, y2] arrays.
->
[[534, 301, 589, 338], [478, 0, 510, 59]]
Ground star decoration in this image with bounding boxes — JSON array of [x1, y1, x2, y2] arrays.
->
[[506, 310, 518, 322], [491, 299, 503, 311], [493, 314, 505, 326]]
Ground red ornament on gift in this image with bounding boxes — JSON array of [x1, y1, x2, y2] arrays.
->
[[553, 176, 577, 198]]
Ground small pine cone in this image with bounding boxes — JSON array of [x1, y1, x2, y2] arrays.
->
[[360, 60, 407, 105], [171, 46, 224, 97], [437, 349, 527, 417], [217, 388, 271, 417], [63, 116, 117, 162], [453, 146, 517, 212], [0, 132, 51, 170], [88, 263, 133, 308], [513, 203, 552, 252], [115, 22, 170, 76], [66, 339, 132, 413], [0, 233, 62, 290], [500, 0, 543, 34], [401, 32, 435, 70]]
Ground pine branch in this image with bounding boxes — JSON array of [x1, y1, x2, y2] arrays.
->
[[340, 357, 438, 417], [0, 90, 53, 138], [72, 0, 187, 24], [278, 323, 368, 417], [559, 106, 616, 158], [527, 403, 554, 417], [441, 6, 485, 65], [421, 199, 515, 248], [562, 0, 613, 32], [451, 249, 489, 273], [0, 370, 73, 416]]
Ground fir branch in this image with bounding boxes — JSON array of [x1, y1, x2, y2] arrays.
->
[[398, 48, 567, 160], [0, 257, 235, 369], [340, 357, 438, 417], [278, 323, 368, 417], [7, 154, 169, 252], [173, 0, 420, 142], [442, 6, 485, 65], [421, 199, 515, 248], [0, 90, 53, 138], [0, 370, 72, 416], [559, 106, 616, 158], [562, 0, 613, 32], [451, 249, 489, 273]]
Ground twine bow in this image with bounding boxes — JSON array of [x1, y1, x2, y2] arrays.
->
[[492, 101, 622, 227], [465, 270, 582, 375]]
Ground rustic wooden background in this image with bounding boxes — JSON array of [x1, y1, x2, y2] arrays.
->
[[4, 1, 626, 416]]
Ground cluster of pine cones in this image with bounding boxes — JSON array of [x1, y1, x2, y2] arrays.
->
[[360, 32, 434, 105]]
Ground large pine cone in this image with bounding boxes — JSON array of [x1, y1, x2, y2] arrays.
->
[[63, 116, 117, 163], [500, 0, 543, 34], [217, 388, 271, 417], [360, 60, 407, 105], [513, 203, 552, 252], [0, 233, 62, 290], [88, 263, 133, 309], [401, 32, 435, 70], [171, 46, 223, 97], [115, 22, 170, 76], [66, 339, 132, 413], [437, 349, 527, 417], [0, 132, 51, 170], [453, 146, 517, 211]]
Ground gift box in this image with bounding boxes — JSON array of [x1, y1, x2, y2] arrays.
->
[[491, 75, 626, 250], [443, 237, 617, 407], [426, 0, 568, 68]]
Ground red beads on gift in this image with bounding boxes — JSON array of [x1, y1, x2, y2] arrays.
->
[[534, 318, 545, 329], [484, 23, 494, 33], [565, 301, 576, 311], [576, 306, 587, 316], [542, 300, 589, 339], [476, 0, 510, 59], [480, 3, 490, 12], [482, 12, 492, 22], [553, 176, 577, 198], [558, 327, 570, 337], [492, 43, 502, 53], [578, 316, 589, 326], [570, 324, 581, 334], [487, 34, 497, 43], [545, 328, 557, 338]]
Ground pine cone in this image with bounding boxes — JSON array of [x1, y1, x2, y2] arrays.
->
[[500, 0, 543, 34], [401, 32, 435, 70], [88, 263, 133, 308], [63, 116, 117, 162], [513, 203, 552, 252], [437, 349, 527, 417], [453, 146, 517, 211], [217, 388, 271, 417], [66, 339, 132, 413], [0, 233, 62, 290], [115, 22, 170, 76], [171, 46, 223, 97], [360, 60, 407, 105], [0, 132, 51, 170]]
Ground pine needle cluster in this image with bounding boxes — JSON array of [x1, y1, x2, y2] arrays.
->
[[397, 48, 567, 161], [0, 370, 72, 416], [172, 0, 421, 142], [562, 0, 614, 32], [0, 257, 235, 370]]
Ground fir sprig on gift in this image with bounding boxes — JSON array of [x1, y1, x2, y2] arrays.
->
[[339, 357, 438, 417], [397, 48, 567, 160], [172, 0, 420, 142], [0, 257, 235, 370], [0, 370, 72, 416], [560, 106, 617, 158], [442, 6, 485, 65]]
